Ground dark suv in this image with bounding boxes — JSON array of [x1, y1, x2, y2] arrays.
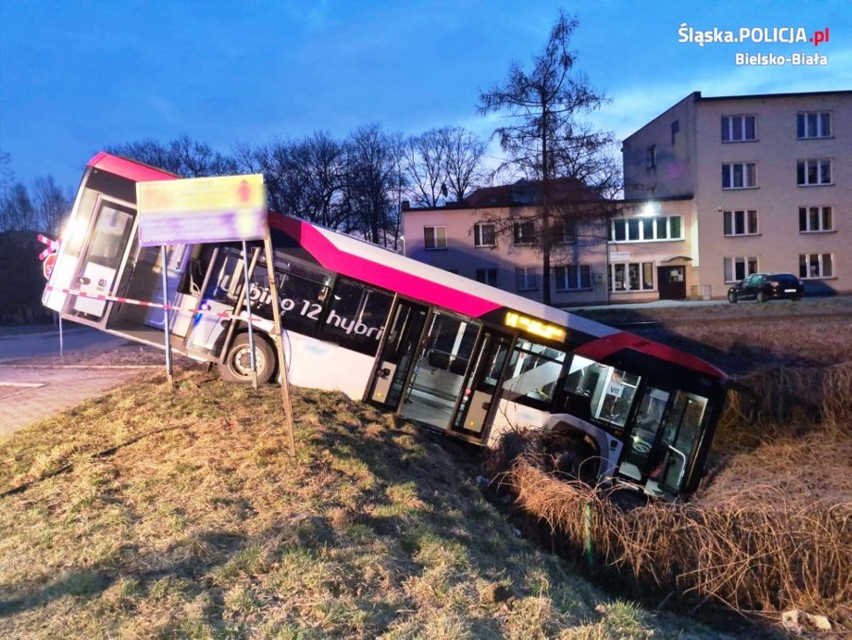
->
[[727, 273, 804, 303]]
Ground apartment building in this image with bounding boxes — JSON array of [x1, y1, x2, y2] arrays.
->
[[401, 178, 611, 307], [622, 90, 852, 299]]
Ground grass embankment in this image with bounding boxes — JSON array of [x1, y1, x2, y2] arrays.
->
[[1, 370, 733, 639]]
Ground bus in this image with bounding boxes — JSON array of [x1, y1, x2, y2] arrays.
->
[[43, 152, 729, 499]]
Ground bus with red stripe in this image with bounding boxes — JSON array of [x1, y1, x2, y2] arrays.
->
[[43, 153, 728, 499]]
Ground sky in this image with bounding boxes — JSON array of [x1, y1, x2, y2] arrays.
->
[[1, 0, 850, 191]]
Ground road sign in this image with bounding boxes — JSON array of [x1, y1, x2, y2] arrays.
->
[[136, 174, 268, 246], [42, 252, 57, 280]]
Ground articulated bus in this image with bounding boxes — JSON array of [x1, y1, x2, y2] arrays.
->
[[43, 153, 729, 499]]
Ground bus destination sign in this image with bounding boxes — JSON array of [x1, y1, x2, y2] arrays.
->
[[136, 174, 267, 246]]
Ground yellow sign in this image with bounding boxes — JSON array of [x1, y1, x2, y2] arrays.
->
[[505, 311, 567, 342], [136, 174, 267, 246]]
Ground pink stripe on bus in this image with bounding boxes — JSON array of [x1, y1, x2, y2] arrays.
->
[[270, 216, 501, 319]]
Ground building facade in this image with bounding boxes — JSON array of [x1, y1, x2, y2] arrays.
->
[[622, 90, 851, 298], [401, 180, 611, 307]]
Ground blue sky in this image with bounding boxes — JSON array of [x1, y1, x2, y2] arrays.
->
[[1, 0, 849, 190]]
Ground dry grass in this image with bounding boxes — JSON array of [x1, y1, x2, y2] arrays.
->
[[0, 368, 736, 639]]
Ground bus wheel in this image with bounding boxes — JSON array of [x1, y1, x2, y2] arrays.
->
[[219, 333, 276, 384], [554, 438, 599, 486]]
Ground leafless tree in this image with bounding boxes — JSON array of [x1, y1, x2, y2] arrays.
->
[[402, 128, 447, 208], [479, 11, 619, 304], [107, 136, 237, 178], [441, 126, 487, 202], [344, 124, 403, 247], [32, 176, 72, 235]]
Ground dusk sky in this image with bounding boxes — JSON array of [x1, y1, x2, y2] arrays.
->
[[1, 0, 849, 191]]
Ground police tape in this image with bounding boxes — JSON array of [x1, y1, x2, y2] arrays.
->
[[44, 285, 241, 320]]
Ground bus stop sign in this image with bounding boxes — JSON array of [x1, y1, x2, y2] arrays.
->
[[136, 174, 267, 247]]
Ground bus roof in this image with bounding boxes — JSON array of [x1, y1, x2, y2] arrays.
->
[[268, 213, 619, 342]]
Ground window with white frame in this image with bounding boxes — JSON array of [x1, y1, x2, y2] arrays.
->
[[800, 253, 834, 279], [475, 268, 498, 286], [797, 112, 831, 139], [424, 226, 447, 250], [799, 206, 833, 233], [610, 262, 654, 292], [723, 256, 758, 282], [797, 159, 832, 186], [513, 220, 536, 246], [515, 267, 538, 291], [554, 264, 591, 291], [721, 115, 756, 142], [473, 222, 496, 247], [723, 209, 759, 236], [722, 162, 757, 189], [610, 215, 682, 242]]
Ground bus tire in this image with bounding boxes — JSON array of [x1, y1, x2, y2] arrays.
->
[[219, 333, 276, 384]]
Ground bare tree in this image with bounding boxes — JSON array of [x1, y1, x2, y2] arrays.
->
[[0, 183, 36, 231], [479, 11, 618, 304], [107, 136, 237, 178], [441, 126, 487, 202], [32, 176, 72, 235], [345, 124, 403, 247], [402, 128, 448, 208]]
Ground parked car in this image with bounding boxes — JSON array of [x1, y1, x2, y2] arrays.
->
[[727, 273, 804, 303]]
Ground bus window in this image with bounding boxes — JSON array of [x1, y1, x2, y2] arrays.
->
[[622, 386, 670, 474], [319, 277, 393, 355], [251, 255, 332, 335], [502, 339, 566, 409], [562, 355, 641, 428]]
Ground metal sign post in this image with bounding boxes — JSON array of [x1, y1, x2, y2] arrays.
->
[[263, 233, 296, 456], [160, 245, 174, 385], [241, 240, 259, 390]]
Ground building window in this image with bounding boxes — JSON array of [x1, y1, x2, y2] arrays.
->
[[554, 264, 591, 291], [797, 159, 832, 186], [800, 253, 834, 279], [515, 267, 538, 291], [610, 215, 683, 242], [721, 115, 756, 142], [723, 256, 758, 283], [797, 112, 831, 139], [610, 262, 654, 292], [473, 223, 496, 247], [723, 209, 759, 236], [475, 268, 497, 286], [646, 145, 656, 169], [552, 219, 576, 244], [513, 221, 536, 246], [424, 226, 446, 250], [722, 162, 757, 189], [799, 206, 833, 233]]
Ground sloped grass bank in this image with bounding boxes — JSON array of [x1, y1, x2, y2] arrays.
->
[[0, 370, 731, 639]]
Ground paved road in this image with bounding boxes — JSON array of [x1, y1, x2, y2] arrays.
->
[[0, 325, 150, 437], [0, 323, 129, 363]]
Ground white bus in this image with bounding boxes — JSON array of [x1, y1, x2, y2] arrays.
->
[[43, 153, 729, 498]]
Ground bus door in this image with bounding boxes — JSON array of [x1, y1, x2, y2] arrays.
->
[[68, 198, 135, 321], [450, 330, 513, 438], [398, 310, 481, 432], [658, 392, 708, 494], [369, 299, 429, 410]]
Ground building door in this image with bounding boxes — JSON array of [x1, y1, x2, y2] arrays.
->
[[657, 266, 686, 300]]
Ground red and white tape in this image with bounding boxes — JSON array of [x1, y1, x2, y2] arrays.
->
[[44, 285, 239, 319]]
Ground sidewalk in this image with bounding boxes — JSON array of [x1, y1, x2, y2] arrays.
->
[[0, 365, 146, 437]]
